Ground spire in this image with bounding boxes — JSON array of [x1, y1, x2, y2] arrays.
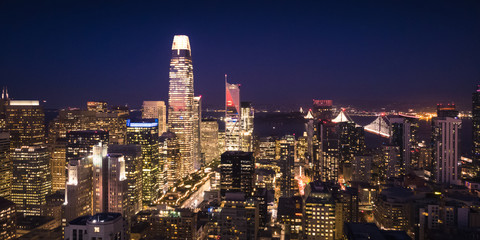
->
[[2, 87, 4, 100], [5, 86, 8, 99]]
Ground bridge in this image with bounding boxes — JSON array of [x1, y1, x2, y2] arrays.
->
[[331, 110, 391, 138]]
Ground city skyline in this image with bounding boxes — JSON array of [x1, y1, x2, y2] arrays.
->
[[1, 1, 479, 110]]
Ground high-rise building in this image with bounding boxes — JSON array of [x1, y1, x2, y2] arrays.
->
[[92, 144, 127, 217], [64, 156, 93, 222], [277, 135, 296, 197], [220, 151, 255, 197], [142, 101, 167, 134], [0, 197, 16, 240], [219, 192, 259, 240], [11, 145, 51, 216], [0, 132, 11, 200], [50, 138, 66, 192], [126, 119, 159, 206], [66, 130, 109, 162], [304, 182, 336, 240], [6, 100, 45, 149], [382, 145, 401, 179], [147, 208, 197, 240], [49, 105, 127, 146], [389, 116, 418, 175], [277, 196, 303, 240], [315, 121, 340, 183], [352, 155, 373, 183], [65, 213, 127, 240], [159, 131, 180, 188], [225, 81, 242, 151], [241, 102, 254, 152], [193, 96, 202, 169], [257, 137, 276, 161], [432, 109, 461, 185], [200, 119, 220, 164], [312, 99, 333, 120], [108, 144, 143, 217], [168, 35, 195, 179], [473, 85, 480, 172]]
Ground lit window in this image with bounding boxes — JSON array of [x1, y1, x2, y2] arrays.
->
[[94, 227, 100, 233]]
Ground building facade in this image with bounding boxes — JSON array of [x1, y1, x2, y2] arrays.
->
[[168, 35, 195, 179]]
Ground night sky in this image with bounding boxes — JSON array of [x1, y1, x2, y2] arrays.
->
[[1, 1, 479, 110]]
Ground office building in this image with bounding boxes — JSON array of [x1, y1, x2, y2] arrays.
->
[[382, 145, 401, 179], [149, 209, 197, 240], [352, 155, 373, 183], [193, 95, 202, 169], [0, 197, 16, 240], [64, 156, 93, 222], [473, 85, 480, 174], [241, 101, 254, 152], [220, 151, 255, 197], [6, 100, 45, 148], [65, 213, 127, 240], [168, 35, 195, 178], [312, 99, 333, 120], [304, 182, 336, 240], [374, 187, 413, 234], [219, 192, 259, 240], [277, 196, 303, 240], [92, 143, 127, 216], [11, 145, 51, 216], [315, 121, 340, 183], [160, 131, 181, 188], [126, 119, 159, 206], [0, 132, 11, 200], [432, 104, 461, 185], [201, 119, 220, 164], [257, 137, 276, 161], [225, 81, 242, 151], [50, 138, 66, 192], [66, 130, 109, 162], [390, 116, 418, 175], [109, 144, 143, 217], [277, 135, 296, 197], [142, 100, 167, 134]]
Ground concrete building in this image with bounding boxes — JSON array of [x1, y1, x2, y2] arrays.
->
[[142, 101, 167, 134], [65, 213, 127, 240]]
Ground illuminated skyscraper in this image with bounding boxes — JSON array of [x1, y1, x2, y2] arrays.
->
[[126, 119, 159, 206], [11, 145, 51, 216], [168, 35, 195, 178], [66, 130, 109, 162], [0, 132, 11, 200], [193, 96, 202, 169], [6, 100, 45, 149], [160, 131, 181, 188], [201, 119, 220, 164], [92, 144, 127, 217], [108, 144, 142, 217], [50, 138, 66, 192], [432, 105, 461, 185], [225, 80, 241, 151], [64, 156, 93, 222], [220, 151, 255, 197], [142, 101, 167, 135], [473, 85, 480, 172], [240, 101, 254, 152]]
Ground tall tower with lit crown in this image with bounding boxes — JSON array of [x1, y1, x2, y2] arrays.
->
[[168, 35, 195, 178], [225, 76, 242, 151]]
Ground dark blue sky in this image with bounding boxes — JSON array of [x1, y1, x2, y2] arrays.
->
[[1, 1, 479, 110]]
